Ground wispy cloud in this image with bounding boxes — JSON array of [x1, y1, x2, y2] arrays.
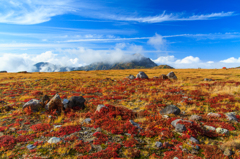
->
[[0, 0, 77, 24], [106, 11, 235, 23]]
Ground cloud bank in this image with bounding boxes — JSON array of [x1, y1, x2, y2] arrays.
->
[[1, 46, 240, 72], [153, 56, 240, 69]]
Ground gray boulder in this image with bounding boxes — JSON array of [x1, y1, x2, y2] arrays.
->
[[23, 99, 42, 112], [167, 71, 177, 80], [48, 137, 61, 144], [127, 74, 136, 80], [225, 112, 238, 122], [68, 96, 85, 109], [160, 105, 181, 115], [136, 71, 148, 79]]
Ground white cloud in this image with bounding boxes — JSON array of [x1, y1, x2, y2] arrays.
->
[[107, 11, 235, 23], [220, 57, 240, 63], [152, 55, 175, 63], [175, 56, 200, 64], [153, 55, 240, 69], [147, 33, 167, 50], [0, 0, 76, 24]]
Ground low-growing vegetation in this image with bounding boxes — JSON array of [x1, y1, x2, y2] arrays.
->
[[0, 68, 240, 158]]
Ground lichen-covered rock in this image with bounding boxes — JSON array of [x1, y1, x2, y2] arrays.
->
[[204, 125, 216, 131], [216, 128, 229, 135], [45, 94, 63, 113], [23, 99, 42, 112], [160, 105, 181, 115], [225, 112, 238, 122], [167, 71, 177, 80], [48, 137, 61, 144], [127, 74, 136, 80], [68, 96, 85, 109], [136, 71, 148, 79]]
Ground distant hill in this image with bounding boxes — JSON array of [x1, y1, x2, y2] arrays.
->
[[32, 54, 158, 72], [152, 65, 174, 69]]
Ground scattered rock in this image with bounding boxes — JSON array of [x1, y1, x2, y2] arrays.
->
[[175, 124, 186, 133], [224, 149, 233, 156], [155, 141, 163, 148], [167, 71, 177, 80], [225, 112, 238, 122], [48, 137, 61, 144], [204, 78, 213, 81], [204, 125, 216, 131], [207, 112, 221, 118], [189, 137, 199, 144], [96, 104, 108, 113], [127, 74, 136, 80], [22, 99, 42, 112], [136, 72, 148, 79], [129, 120, 142, 130], [27, 144, 36, 150], [160, 105, 181, 115], [68, 96, 85, 109], [189, 114, 202, 121], [40, 95, 50, 107], [216, 128, 229, 135], [62, 99, 69, 109], [45, 94, 64, 113], [159, 74, 168, 80]]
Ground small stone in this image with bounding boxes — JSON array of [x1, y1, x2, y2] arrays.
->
[[216, 128, 229, 135], [189, 115, 202, 121], [189, 137, 199, 144], [167, 71, 177, 80], [96, 104, 108, 113], [204, 125, 216, 131], [129, 120, 142, 129], [27, 144, 36, 150], [48, 137, 61, 144], [175, 124, 186, 133], [224, 149, 233, 156], [160, 105, 181, 115], [207, 112, 221, 118], [127, 74, 136, 80], [155, 141, 163, 148], [83, 118, 92, 124]]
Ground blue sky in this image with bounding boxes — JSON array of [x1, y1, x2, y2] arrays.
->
[[0, 0, 240, 72]]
